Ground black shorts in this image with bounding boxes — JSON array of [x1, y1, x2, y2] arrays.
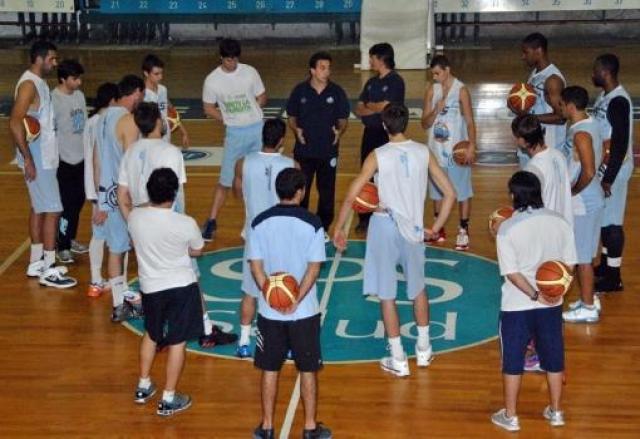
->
[[141, 282, 204, 345], [254, 313, 322, 372]]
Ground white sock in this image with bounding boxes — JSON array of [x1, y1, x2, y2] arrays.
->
[[44, 250, 55, 268], [417, 325, 430, 351], [239, 324, 251, 346], [110, 275, 126, 307], [203, 312, 213, 335], [89, 238, 105, 284], [30, 243, 43, 263], [162, 390, 175, 402], [138, 377, 151, 389], [388, 336, 404, 361]]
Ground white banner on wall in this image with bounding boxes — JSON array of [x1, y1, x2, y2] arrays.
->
[[433, 0, 640, 13], [0, 0, 75, 13]]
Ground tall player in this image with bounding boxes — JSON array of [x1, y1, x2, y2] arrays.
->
[[233, 119, 295, 358], [421, 54, 477, 250], [96, 74, 144, 322], [513, 33, 566, 168], [141, 54, 190, 148], [590, 54, 633, 294], [334, 104, 455, 377], [201, 38, 267, 241], [9, 40, 76, 289], [559, 86, 604, 324]]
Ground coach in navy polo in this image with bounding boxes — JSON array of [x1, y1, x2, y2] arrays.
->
[[287, 51, 350, 233]]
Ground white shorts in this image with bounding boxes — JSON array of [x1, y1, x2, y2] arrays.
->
[[602, 160, 632, 227], [574, 208, 603, 264]]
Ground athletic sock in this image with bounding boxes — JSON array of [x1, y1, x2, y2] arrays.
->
[[89, 238, 105, 284], [162, 390, 175, 402], [239, 324, 252, 346], [460, 218, 469, 231], [606, 225, 624, 281], [416, 325, 430, 351], [110, 275, 126, 307], [388, 336, 404, 361], [138, 377, 151, 389], [30, 243, 43, 263], [203, 312, 213, 336], [44, 250, 55, 268]]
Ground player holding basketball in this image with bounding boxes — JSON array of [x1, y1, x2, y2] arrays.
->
[[491, 171, 576, 432], [421, 54, 477, 250], [334, 103, 456, 377], [559, 86, 604, 324], [10, 40, 76, 288], [590, 54, 633, 294], [513, 33, 566, 168], [248, 168, 330, 439], [233, 119, 295, 358], [141, 53, 190, 147]]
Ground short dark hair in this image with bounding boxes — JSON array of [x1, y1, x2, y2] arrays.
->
[[595, 53, 619, 78], [369, 42, 395, 69], [57, 59, 84, 82], [275, 168, 306, 201], [381, 103, 409, 135], [522, 32, 548, 53], [262, 118, 286, 148], [90, 82, 119, 117], [561, 86, 589, 111], [141, 54, 164, 73], [512, 114, 545, 148], [509, 171, 544, 211], [220, 38, 241, 58], [118, 74, 144, 98], [309, 51, 332, 69], [133, 102, 161, 137], [429, 54, 450, 70], [30, 40, 57, 64], [147, 168, 179, 205]]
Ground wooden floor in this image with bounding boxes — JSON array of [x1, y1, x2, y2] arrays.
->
[[0, 42, 639, 438]]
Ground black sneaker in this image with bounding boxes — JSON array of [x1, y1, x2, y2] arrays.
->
[[201, 218, 217, 242], [199, 325, 238, 348], [595, 277, 623, 294], [111, 302, 142, 323], [39, 266, 77, 289], [253, 425, 275, 439], [303, 422, 332, 439]]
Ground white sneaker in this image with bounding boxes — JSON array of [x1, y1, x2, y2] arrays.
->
[[455, 228, 469, 251], [543, 405, 565, 427], [563, 305, 599, 323], [568, 296, 601, 313], [491, 408, 520, 432], [380, 355, 410, 377], [39, 267, 77, 289], [26, 260, 44, 277], [415, 344, 434, 367]]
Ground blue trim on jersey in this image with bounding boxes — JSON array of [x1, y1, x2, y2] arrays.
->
[[251, 204, 323, 232]]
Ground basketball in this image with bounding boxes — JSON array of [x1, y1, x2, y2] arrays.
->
[[23, 115, 40, 143], [535, 261, 574, 303], [452, 140, 471, 166], [488, 206, 514, 238], [507, 82, 537, 112], [167, 105, 181, 132], [352, 182, 379, 213], [262, 272, 300, 311]]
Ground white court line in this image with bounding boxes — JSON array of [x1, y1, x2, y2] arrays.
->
[[0, 238, 30, 277], [279, 210, 354, 439]]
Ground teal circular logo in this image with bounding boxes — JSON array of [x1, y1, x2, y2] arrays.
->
[[124, 241, 502, 363]]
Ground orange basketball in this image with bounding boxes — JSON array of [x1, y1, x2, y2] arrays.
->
[[488, 206, 514, 238], [262, 272, 300, 312], [23, 115, 40, 143], [452, 140, 471, 166], [507, 83, 537, 113], [535, 261, 573, 303], [352, 182, 379, 213], [167, 105, 181, 132]]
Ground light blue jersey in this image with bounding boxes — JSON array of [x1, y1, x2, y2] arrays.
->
[[97, 106, 128, 212]]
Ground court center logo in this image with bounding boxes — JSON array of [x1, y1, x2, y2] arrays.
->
[[125, 241, 502, 363]]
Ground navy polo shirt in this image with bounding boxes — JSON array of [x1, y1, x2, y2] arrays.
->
[[286, 80, 350, 159], [358, 70, 405, 129]]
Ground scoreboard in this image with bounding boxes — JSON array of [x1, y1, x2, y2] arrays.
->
[[0, 0, 75, 12], [99, 0, 361, 14]]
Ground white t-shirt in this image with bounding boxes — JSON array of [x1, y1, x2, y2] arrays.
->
[[524, 147, 573, 226], [118, 138, 186, 206], [497, 208, 577, 312], [202, 63, 265, 127], [128, 207, 203, 293], [144, 84, 171, 142]]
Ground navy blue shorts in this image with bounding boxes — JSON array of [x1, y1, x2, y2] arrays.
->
[[499, 306, 564, 374]]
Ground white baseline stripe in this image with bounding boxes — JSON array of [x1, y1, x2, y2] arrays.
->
[[279, 210, 354, 439], [0, 238, 29, 277]]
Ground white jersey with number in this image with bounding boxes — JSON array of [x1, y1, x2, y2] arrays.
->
[[144, 84, 171, 142], [592, 84, 634, 168], [427, 78, 468, 167], [375, 140, 430, 243], [527, 63, 566, 150]]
